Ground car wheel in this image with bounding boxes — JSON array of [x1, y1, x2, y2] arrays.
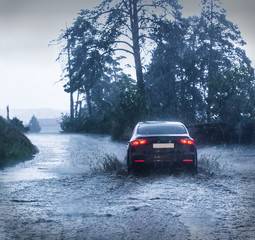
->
[[127, 163, 132, 174], [127, 153, 133, 174], [127, 157, 145, 176], [185, 157, 197, 175], [189, 157, 198, 175], [193, 155, 198, 174], [192, 163, 198, 175], [132, 164, 145, 176]]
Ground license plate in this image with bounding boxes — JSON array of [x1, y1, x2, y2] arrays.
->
[[153, 143, 174, 149]]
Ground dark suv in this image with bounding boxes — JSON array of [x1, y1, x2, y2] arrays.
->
[[127, 121, 197, 174]]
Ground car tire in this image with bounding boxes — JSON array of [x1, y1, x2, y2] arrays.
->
[[127, 153, 133, 174], [189, 157, 198, 175], [193, 155, 198, 174], [192, 163, 198, 175], [132, 164, 145, 176], [127, 155, 145, 176], [127, 163, 132, 174], [185, 156, 197, 175]]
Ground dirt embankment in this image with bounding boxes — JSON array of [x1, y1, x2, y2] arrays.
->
[[0, 116, 38, 167]]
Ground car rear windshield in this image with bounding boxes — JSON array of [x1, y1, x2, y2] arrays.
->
[[137, 124, 187, 135]]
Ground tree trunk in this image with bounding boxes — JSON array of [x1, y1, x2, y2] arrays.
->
[[169, 73, 177, 119], [75, 90, 80, 118], [6, 105, 10, 121], [206, 0, 214, 123], [85, 88, 92, 118], [70, 92, 74, 128], [67, 32, 74, 130], [129, 0, 144, 95]]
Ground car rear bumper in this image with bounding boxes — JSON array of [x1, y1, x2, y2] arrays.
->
[[131, 153, 196, 166]]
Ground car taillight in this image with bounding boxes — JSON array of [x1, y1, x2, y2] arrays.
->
[[131, 139, 149, 146], [134, 160, 145, 162], [183, 159, 194, 162], [178, 139, 194, 145]]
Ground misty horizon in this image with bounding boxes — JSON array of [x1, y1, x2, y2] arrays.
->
[[0, 107, 67, 123]]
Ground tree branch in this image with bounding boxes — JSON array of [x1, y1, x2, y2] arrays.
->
[[121, 32, 133, 41], [111, 48, 134, 56], [114, 40, 133, 50], [122, 21, 132, 32], [137, 4, 155, 13]]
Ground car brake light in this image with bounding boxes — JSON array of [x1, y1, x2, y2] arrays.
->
[[178, 139, 194, 145], [183, 159, 193, 162], [131, 139, 149, 146], [134, 160, 145, 162]]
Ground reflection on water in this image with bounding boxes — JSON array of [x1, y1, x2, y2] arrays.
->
[[0, 133, 126, 182]]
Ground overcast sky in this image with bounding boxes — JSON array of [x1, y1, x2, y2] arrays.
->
[[0, 0, 255, 111]]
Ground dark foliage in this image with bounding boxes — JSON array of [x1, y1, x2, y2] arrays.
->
[[9, 117, 29, 133], [54, 0, 255, 143], [0, 117, 38, 167], [60, 76, 145, 140], [188, 121, 255, 144]]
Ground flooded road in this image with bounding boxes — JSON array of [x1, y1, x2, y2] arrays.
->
[[0, 133, 255, 239]]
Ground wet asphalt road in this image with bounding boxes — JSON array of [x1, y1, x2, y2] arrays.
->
[[0, 133, 254, 240]]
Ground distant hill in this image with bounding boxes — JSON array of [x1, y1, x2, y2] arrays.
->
[[0, 108, 67, 123]]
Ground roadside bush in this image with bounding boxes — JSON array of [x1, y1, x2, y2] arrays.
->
[[237, 119, 255, 144], [60, 114, 73, 132], [188, 121, 255, 145], [9, 117, 29, 133], [90, 154, 123, 174], [0, 116, 38, 167]]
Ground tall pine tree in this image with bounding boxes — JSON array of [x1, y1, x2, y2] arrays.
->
[[198, 0, 249, 122]]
